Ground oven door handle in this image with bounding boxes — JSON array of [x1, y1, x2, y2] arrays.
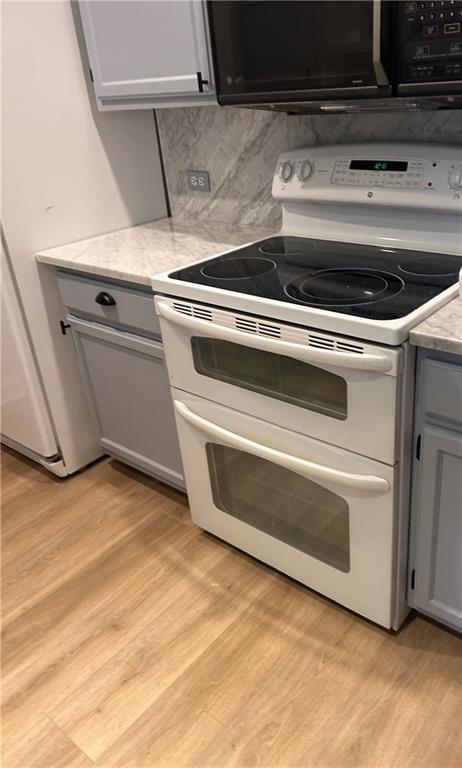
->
[[174, 401, 390, 494], [157, 300, 392, 373]]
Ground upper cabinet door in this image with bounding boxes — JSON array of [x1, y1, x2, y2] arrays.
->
[[78, 1, 216, 109]]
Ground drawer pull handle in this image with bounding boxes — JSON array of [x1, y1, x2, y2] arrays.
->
[[95, 291, 116, 307]]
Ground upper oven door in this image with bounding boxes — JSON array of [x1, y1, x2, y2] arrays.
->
[[156, 297, 402, 465], [207, 0, 391, 105]]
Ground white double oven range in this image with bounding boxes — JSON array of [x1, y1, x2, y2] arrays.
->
[[153, 143, 462, 630]]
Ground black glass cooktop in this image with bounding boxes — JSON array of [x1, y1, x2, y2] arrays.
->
[[169, 236, 462, 321]]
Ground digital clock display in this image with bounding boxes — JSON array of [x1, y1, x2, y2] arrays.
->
[[350, 160, 408, 172]]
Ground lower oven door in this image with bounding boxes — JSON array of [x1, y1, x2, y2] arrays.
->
[[157, 297, 402, 465], [172, 389, 396, 629]]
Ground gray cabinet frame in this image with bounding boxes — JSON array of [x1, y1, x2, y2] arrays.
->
[[408, 348, 462, 632]]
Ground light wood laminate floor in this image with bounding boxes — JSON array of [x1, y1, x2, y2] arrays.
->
[[2, 447, 461, 768]]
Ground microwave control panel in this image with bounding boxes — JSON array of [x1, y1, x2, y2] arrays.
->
[[398, 0, 462, 87], [272, 144, 462, 212]]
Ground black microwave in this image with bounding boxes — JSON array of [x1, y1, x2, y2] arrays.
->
[[207, 1, 462, 111]]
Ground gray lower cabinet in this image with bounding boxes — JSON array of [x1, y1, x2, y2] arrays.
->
[[57, 270, 184, 490], [70, 318, 184, 489], [408, 349, 462, 632]]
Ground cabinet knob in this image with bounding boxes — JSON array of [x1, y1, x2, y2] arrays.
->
[[95, 291, 116, 306]]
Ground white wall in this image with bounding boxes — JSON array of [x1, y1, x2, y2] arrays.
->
[[1, 0, 167, 472]]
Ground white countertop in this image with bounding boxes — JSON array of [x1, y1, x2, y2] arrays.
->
[[37, 217, 461, 355], [36, 217, 275, 286], [410, 297, 462, 356]]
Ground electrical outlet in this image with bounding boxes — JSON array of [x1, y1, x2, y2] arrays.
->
[[186, 170, 211, 192]]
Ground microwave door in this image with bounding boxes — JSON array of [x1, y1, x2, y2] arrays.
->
[[208, 0, 391, 105]]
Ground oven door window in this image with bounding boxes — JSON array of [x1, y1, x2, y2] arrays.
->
[[209, 0, 376, 96], [191, 337, 347, 420], [207, 443, 350, 572]]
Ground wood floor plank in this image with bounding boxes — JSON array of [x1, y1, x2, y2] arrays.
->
[[51, 550, 275, 761], [2, 518, 216, 742], [2, 447, 461, 768], [2, 716, 93, 768], [2, 457, 187, 624]]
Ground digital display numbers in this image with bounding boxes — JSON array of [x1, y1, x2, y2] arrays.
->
[[350, 160, 409, 172]]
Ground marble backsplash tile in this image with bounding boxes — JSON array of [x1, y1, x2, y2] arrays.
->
[[156, 107, 462, 229]]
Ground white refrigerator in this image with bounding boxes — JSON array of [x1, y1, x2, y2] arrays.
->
[[1, 243, 66, 474], [1, 0, 167, 475]]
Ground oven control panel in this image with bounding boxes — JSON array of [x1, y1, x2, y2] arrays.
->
[[331, 158, 425, 188], [272, 143, 462, 212]]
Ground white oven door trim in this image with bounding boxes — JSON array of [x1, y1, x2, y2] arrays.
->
[[157, 297, 402, 465], [175, 400, 389, 492], [172, 388, 396, 629], [158, 299, 393, 373]]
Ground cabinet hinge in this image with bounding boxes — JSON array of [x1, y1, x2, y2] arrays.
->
[[60, 320, 71, 335], [416, 434, 421, 460], [410, 569, 416, 590], [89, 67, 94, 83], [196, 71, 209, 93]]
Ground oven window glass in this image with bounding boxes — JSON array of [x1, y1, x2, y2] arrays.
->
[[191, 337, 347, 420], [207, 444, 350, 572]]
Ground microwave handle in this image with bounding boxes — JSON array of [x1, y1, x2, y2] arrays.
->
[[157, 299, 393, 373], [174, 401, 390, 494], [373, 0, 389, 86]]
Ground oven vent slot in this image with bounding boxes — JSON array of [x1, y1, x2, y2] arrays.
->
[[235, 318, 258, 334], [258, 323, 281, 339], [171, 302, 213, 322], [307, 334, 335, 350], [235, 317, 282, 339], [172, 301, 193, 316], [192, 306, 213, 321], [336, 341, 364, 354]]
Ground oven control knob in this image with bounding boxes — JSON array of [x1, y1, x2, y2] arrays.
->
[[448, 165, 462, 191], [297, 159, 314, 182], [279, 161, 294, 182]]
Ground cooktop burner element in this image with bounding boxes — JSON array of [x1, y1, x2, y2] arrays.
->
[[201, 256, 275, 280], [285, 268, 403, 306], [399, 255, 461, 277], [169, 236, 462, 322]]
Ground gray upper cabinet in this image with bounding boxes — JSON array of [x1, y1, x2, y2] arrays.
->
[[409, 349, 462, 633], [78, 1, 216, 110]]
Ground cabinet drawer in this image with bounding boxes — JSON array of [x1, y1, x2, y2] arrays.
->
[[57, 271, 160, 337], [423, 358, 462, 425]]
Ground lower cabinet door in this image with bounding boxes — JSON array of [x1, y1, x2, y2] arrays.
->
[[69, 316, 184, 489], [412, 424, 462, 631]]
